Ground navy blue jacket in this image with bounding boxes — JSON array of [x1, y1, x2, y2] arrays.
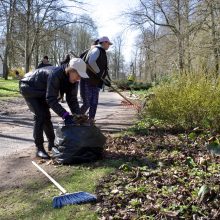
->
[[19, 65, 80, 117]]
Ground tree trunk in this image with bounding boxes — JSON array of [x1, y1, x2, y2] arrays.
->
[[210, 1, 219, 75], [25, 0, 31, 73], [3, 0, 16, 79]]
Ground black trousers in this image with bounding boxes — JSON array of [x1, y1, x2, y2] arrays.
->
[[24, 97, 55, 148]]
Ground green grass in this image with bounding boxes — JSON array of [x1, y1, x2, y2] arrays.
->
[[0, 78, 20, 97], [0, 159, 125, 220]]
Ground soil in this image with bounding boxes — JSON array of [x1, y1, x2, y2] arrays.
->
[[0, 97, 28, 115], [0, 94, 136, 192], [0, 98, 58, 191]]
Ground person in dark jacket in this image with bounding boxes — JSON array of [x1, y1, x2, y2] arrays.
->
[[37, 55, 52, 69], [80, 36, 112, 124], [19, 58, 88, 159]]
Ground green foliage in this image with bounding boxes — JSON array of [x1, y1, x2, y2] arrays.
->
[[115, 79, 152, 91], [0, 78, 20, 97], [142, 72, 220, 130], [9, 68, 25, 79]]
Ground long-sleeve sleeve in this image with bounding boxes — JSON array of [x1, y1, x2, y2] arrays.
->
[[46, 73, 67, 117], [65, 83, 80, 114]]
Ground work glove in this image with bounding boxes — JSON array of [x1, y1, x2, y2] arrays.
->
[[62, 112, 76, 125], [103, 79, 111, 87]]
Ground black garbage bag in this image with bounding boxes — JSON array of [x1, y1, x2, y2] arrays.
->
[[53, 124, 106, 164]]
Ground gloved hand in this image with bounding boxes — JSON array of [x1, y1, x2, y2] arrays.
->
[[62, 112, 76, 125], [103, 79, 111, 87], [64, 115, 76, 125]]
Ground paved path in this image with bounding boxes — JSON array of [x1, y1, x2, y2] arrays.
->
[[0, 91, 137, 157]]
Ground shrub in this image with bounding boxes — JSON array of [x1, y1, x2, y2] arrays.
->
[[115, 80, 152, 91], [143, 72, 220, 130], [9, 68, 25, 79]]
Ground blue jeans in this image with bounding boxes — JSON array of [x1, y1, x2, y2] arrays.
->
[[80, 79, 100, 119]]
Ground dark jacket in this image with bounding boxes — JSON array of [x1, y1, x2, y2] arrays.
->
[[19, 65, 80, 117], [84, 46, 108, 88]]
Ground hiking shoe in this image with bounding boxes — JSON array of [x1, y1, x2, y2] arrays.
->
[[52, 147, 60, 155], [36, 149, 50, 160]]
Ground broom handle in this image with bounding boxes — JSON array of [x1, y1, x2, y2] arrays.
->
[[32, 161, 67, 194]]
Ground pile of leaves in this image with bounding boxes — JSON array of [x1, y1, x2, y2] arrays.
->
[[96, 131, 220, 219]]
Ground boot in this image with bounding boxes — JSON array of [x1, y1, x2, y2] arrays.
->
[[36, 146, 50, 159]]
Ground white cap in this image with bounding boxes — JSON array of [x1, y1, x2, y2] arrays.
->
[[99, 36, 113, 45], [69, 58, 89, 78]]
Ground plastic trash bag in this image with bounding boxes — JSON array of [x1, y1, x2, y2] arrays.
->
[[53, 124, 106, 164]]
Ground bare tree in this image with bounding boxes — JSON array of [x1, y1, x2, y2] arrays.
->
[[109, 35, 124, 80], [125, 0, 206, 73], [206, 0, 220, 75], [0, 0, 16, 79], [0, 0, 94, 73]]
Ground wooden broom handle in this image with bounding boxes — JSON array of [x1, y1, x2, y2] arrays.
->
[[32, 161, 67, 194]]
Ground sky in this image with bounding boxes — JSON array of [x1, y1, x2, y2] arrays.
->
[[65, 0, 140, 62]]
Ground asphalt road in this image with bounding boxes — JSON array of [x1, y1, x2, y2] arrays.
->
[[0, 91, 137, 157]]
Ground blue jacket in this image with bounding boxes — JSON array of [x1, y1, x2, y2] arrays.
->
[[19, 65, 80, 117]]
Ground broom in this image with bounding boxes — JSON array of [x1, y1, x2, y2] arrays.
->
[[32, 161, 97, 208]]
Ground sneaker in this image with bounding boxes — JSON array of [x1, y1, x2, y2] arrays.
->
[[36, 149, 50, 159], [52, 147, 60, 155]]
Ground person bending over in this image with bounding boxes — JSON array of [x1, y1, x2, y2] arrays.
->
[[19, 58, 88, 159]]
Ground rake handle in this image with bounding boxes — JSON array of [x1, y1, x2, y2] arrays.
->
[[86, 63, 135, 106], [107, 84, 135, 106], [69, 51, 136, 107], [32, 161, 67, 194]]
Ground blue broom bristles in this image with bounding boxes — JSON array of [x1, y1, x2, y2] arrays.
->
[[53, 191, 97, 208]]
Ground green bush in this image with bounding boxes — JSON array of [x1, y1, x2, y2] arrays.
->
[[9, 68, 25, 79], [116, 80, 152, 91], [143, 72, 220, 130]]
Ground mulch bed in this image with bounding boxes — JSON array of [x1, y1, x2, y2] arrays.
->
[[96, 131, 220, 219]]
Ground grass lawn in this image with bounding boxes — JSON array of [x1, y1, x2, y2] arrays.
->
[[0, 77, 20, 97], [0, 159, 125, 220]]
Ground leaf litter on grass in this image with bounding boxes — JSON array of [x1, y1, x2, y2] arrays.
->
[[96, 132, 220, 219]]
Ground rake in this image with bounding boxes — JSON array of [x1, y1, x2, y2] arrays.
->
[[69, 51, 141, 111], [32, 161, 97, 208]]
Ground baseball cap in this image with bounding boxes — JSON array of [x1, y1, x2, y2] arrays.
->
[[99, 36, 113, 45], [69, 58, 89, 78]]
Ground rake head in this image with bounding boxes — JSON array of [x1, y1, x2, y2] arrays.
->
[[121, 100, 141, 111]]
